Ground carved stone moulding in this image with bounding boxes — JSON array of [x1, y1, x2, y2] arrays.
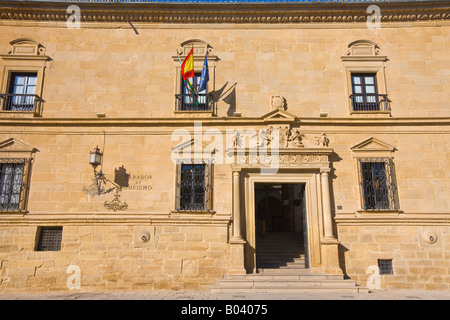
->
[[226, 147, 333, 167], [0, 5, 449, 23]]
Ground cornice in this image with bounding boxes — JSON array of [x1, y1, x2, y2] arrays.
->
[[335, 212, 450, 226], [0, 212, 231, 226], [0, 117, 449, 128], [0, 1, 449, 24]]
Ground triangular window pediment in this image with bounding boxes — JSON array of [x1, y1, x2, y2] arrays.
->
[[0, 138, 37, 154], [351, 137, 395, 152], [171, 138, 217, 162]]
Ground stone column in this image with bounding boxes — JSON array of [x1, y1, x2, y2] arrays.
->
[[320, 168, 342, 275], [232, 170, 243, 241], [320, 168, 335, 240], [229, 168, 246, 274]]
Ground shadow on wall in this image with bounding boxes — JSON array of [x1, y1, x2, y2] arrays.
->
[[210, 82, 237, 116]]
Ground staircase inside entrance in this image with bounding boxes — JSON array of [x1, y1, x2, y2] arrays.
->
[[256, 232, 305, 270]]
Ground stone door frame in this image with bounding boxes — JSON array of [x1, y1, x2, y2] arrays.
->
[[228, 148, 343, 276], [244, 171, 322, 273]]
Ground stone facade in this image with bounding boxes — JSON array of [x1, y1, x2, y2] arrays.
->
[[0, 0, 449, 292]]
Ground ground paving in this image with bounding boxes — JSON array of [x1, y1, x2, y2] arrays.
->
[[1, 289, 449, 300]]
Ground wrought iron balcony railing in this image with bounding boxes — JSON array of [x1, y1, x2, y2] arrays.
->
[[350, 94, 390, 112], [0, 94, 43, 115], [175, 93, 213, 112]]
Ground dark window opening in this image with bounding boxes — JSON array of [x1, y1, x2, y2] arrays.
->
[[179, 163, 206, 211], [0, 161, 25, 211], [36, 226, 63, 251], [360, 158, 398, 210], [176, 162, 213, 211], [378, 259, 394, 275]]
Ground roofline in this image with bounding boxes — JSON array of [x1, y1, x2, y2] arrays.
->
[[1, 0, 449, 24], [2, 0, 446, 4]]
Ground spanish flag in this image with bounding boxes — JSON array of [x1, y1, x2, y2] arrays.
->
[[181, 48, 194, 80]]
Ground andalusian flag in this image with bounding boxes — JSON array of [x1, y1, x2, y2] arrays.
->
[[181, 48, 194, 81]]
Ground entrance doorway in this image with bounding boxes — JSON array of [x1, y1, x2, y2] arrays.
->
[[254, 183, 308, 269]]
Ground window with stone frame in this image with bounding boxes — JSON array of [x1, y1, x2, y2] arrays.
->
[[341, 40, 390, 115], [0, 158, 30, 211], [0, 38, 48, 117], [175, 161, 213, 211], [0, 138, 36, 213], [173, 39, 217, 114], [358, 158, 399, 211]]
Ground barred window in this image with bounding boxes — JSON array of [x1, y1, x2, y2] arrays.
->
[[359, 158, 398, 210], [0, 159, 26, 211], [36, 226, 63, 251], [176, 162, 213, 211], [378, 259, 394, 275]]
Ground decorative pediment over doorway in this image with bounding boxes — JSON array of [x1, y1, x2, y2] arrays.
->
[[261, 96, 297, 125], [262, 108, 298, 125]]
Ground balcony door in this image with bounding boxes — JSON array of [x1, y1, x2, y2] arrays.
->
[[351, 73, 379, 111], [181, 73, 208, 110], [7, 72, 37, 111]]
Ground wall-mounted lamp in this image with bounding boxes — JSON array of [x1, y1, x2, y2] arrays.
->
[[85, 144, 113, 196], [83, 133, 128, 211], [89, 146, 103, 168]]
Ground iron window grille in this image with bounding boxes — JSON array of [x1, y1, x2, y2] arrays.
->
[[378, 259, 394, 275], [0, 159, 27, 211], [176, 162, 213, 211], [36, 226, 63, 251], [359, 158, 399, 211]]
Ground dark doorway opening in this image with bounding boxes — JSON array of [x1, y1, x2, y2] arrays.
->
[[254, 183, 308, 269]]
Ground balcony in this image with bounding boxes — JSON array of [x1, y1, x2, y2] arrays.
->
[[350, 94, 390, 113], [0, 93, 43, 116], [175, 93, 213, 112]]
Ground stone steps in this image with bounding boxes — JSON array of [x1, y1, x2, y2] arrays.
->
[[211, 232, 368, 294], [210, 271, 369, 293]]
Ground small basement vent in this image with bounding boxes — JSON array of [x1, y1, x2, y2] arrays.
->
[[36, 226, 63, 251], [378, 259, 393, 275]]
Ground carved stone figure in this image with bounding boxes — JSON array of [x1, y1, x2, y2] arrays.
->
[[279, 126, 290, 148], [288, 129, 304, 147], [270, 96, 286, 110], [232, 132, 242, 147], [259, 129, 269, 148], [315, 133, 329, 147]]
